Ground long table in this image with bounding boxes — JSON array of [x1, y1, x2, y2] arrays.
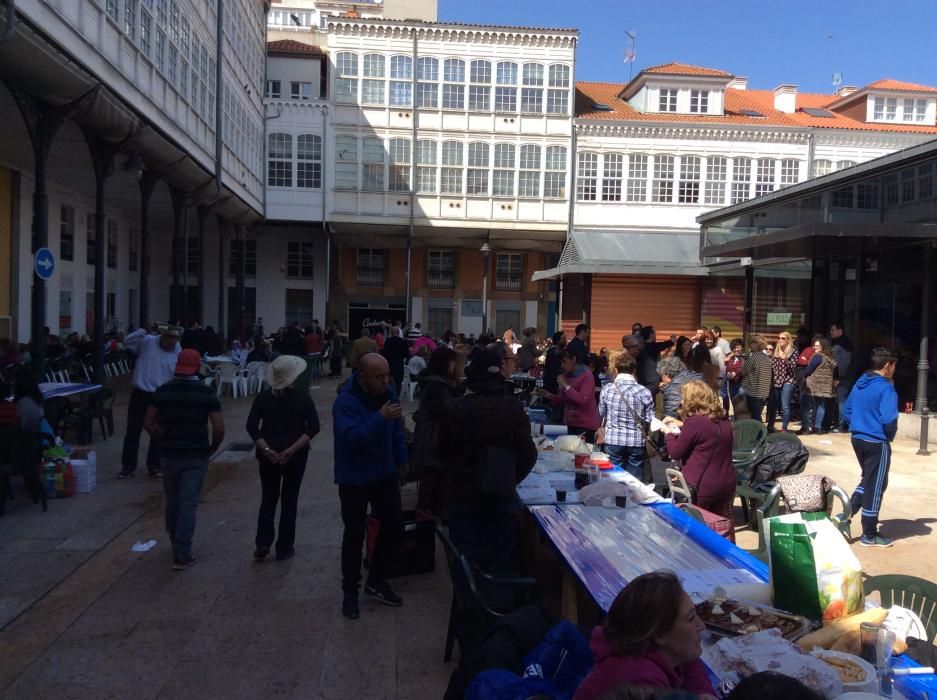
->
[[38, 382, 102, 400]]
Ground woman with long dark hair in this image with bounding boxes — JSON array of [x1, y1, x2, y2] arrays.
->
[[247, 355, 320, 561], [414, 346, 460, 518], [802, 336, 837, 435]]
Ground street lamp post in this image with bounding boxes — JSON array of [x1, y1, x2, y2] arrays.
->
[[480, 242, 491, 338]]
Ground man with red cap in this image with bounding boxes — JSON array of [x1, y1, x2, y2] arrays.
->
[[144, 349, 225, 570]]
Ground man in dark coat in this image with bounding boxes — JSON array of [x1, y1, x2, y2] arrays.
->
[[380, 332, 409, 394]]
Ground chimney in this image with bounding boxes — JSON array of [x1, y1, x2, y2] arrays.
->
[[773, 84, 797, 114], [835, 85, 859, 98], [727, 76, 748, 91]]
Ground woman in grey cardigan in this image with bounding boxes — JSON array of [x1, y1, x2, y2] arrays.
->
[[658, 355, 702, 419]]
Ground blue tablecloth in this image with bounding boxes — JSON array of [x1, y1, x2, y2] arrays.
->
[[39, 382, 102, 400]]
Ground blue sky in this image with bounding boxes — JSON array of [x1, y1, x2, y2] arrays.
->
[[438, 0, 936, 94]]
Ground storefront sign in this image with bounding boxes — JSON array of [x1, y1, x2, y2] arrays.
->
[[766, 312, 792, 326]]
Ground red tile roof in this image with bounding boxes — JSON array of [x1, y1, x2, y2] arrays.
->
[[575, 81, 937, 134], [865, 79, 937, 94], [267, 39, 325, 58], [641, 62, 733, 78]]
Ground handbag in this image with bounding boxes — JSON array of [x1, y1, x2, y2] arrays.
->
[[776, 473, 832, 512]]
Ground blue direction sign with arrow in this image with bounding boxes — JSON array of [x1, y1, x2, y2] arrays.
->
[[34, 247, 55, 280]]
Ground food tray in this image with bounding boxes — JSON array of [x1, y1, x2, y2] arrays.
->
[[697, 598, 815, 641]]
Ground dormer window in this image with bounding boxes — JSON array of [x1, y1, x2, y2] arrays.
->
[[659, 88, 677, 112], [690, 90, 708, 114], [873, 96, 897, 121], [903, 98, 927, 122]]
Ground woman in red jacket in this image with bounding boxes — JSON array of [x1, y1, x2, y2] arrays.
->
[[662, 381, 736, 539], [574, 571, 715, 700], [538, 348, 600, 443]]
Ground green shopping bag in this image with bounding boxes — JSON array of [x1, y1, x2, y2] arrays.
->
[[764, 511, 863, 622]]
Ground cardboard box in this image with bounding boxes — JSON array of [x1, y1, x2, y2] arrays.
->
[[70, 450, 96, 493]]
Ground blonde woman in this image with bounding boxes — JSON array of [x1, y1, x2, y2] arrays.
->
[[660, 381, 736, 534], [767, 331, 798, 432]]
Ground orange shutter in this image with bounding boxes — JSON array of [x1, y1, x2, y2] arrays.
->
[[588, 274, 701, 352]]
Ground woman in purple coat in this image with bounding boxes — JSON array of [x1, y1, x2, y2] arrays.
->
[[661, 380, 736, 539]]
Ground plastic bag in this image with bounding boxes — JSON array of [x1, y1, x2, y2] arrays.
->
[[764, 511, 863, 621]]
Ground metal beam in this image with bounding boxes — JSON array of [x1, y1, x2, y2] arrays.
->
[[138, 170, 157, 325]]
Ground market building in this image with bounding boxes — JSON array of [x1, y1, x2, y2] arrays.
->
[[533, 65, 937, 351], [0, 0, 266, 375]]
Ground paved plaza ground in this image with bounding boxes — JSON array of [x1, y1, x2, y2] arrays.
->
[[1, 373, 935, 699]]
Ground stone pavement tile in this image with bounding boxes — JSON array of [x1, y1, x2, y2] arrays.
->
[[0, 538, 63, 553], [56, 537, 112, 551]]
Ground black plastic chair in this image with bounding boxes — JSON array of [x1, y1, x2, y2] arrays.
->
[[76, 387, 115, 441], [0, 425, 50, 516], [436, 526, 539, 662], [43, 397, 88, 444]]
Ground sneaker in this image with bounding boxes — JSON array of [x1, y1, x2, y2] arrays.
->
[[116, 470, 134, 479], [364, 580, 403, 607], [342, 592, 360, 620], [172, 555, 197, 571], [859, 535, 894, 548], [253, 547, 269, 561]]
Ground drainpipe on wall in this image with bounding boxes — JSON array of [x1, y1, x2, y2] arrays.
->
[[561, 36, 578, 331], [1, 0, 17, 42], [405, 29, 418, 325], [214, 1, 224, 196], [806, 132, 815, 184], [321, 105, 330, 322]]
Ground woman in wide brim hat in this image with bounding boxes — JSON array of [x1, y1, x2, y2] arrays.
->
[[246, 355, 321, 561]]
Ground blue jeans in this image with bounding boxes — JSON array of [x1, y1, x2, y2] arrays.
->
[[162, 455, 209, 560], [746, 395, 766, 423], [836, 380, 851, 429], [767, 384, 795, 430], [604, 443, 646, 480], [812, 396, 829, 431]]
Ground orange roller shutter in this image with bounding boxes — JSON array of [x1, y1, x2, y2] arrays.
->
[[589, 275, 701, 351]]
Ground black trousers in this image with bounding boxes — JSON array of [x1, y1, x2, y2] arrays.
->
[[120, 388, 160, 473], [255, 450, 308, 554], [339, 477, 402, 593], [329, 351, 343, 377], [849, 438, 892, 539]]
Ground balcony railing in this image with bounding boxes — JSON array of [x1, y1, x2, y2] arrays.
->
[[356, 267, 385, 287], [427, 270, 455, 289], [494, 274, 522, 292]]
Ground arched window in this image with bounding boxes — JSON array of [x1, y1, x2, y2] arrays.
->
[[390, 55, 413, 107], [416, 140, 437, 193], [626, 154, 648, 202], [755, 158, 776, 196], [495, 61, 518, 112], [267, 132, 292, 187], [442, 58, 465, 109], [547, 64, 570, 114], [297, 134, 322, 189], [652, 154, 675, 203], [467, 142, 489, 195], [813, 159, 833, 177], [602, 153, 624, 202], [678, 155, 701, 204], [388, 138, 411, 192], [335, 52, 358, 103], [519, 145, 542, 197], [334, 135, 358, 190], [545, 146, 567, 198], [577, 152, 598, 201], [416, 57, 438, 108], [469, 60, 491, 111], [521, 63, 544, 113], [731, 157, 752, 204], [780, 159, 800, 187], [362, 53, 385, 105], [441, 141, 464, 194], [362, 137, 385, 190], [493, 144, 516, 196], [705, 156, 728, 205]]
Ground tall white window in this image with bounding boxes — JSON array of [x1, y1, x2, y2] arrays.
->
[[678, 156, 701, 204], [362, 53, 385, 106], [267, 133, 292, 187], [547, 64, 570, 114], [544, 146, 567, 198], [873, 96, 885, 120], [495, 61, 518, 112], [813, 159, 833, 177], [416, 56, 438, 108], [140, 9, 151, 56], [442, 58, 465, 110], [389, 55, 412, 107], [652, 155, 674, 202], [705, 156, 727, 205], [836, 160, 856, 171], [467, 143, 489, 195], [265, 80, 281, 99], [335, 135, 358, 190], [495, 253, 523, 291], [389, 138, 411, 192], [415, 140, 437, 193], [919, 163, 934, 200], [155, 29, 165, 72], [626, 154, 648, 202], [731, 157, 752, 204], [602, 153, 623, 202], [441, 141, 463, 194], [362, 137, 385, 191], [469, 60, 491, 111], [290, 81, 312, 100], [577, 152, 598, 201], [885, 97, 897, 120], [755, 158, 776, 196], [521, 63, 544, 113], [659, 88, 677, 112], [690, 90, 708, 114], [519, 145, 541, 197], [493, 144, 515, 196], [297, 134, 322, 189], [336, 52, 358, 103], [903, 98, 927, 122], [286, 241, 315, 278], [780, 159, 799, 187], [124, 0, 136, 39]]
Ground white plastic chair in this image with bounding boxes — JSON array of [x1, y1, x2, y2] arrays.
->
[[216, 363, 242, 398], [400, 364, 416, 401], [245, 361, 268, 393]]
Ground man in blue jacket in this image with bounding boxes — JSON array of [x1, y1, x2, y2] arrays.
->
[[333, 352, 407, 620], [843, 347, 899, 548]]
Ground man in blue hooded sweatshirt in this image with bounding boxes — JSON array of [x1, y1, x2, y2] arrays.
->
[[843, 347, 899, 548], [333, 353, 407, 619]]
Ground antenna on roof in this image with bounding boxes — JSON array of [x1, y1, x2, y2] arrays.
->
[[624, 30, 637, 82]]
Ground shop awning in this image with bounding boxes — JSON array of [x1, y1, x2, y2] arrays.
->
[[531, 229, 707, 281]]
